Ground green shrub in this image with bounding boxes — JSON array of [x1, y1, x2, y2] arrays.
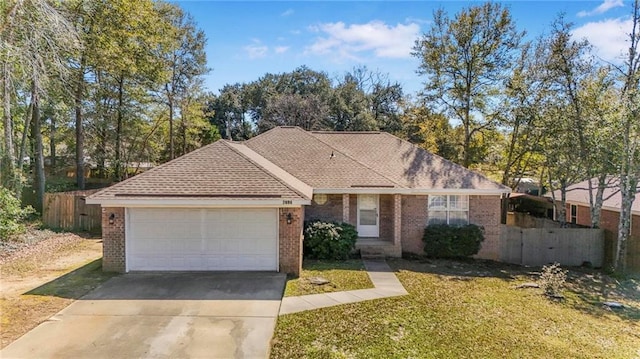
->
[[304, 221, 358, 260], [423, 224, 484, 258], [0, 187, 35, 240]]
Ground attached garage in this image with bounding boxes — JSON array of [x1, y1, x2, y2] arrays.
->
[[87, 140, 312, 275], [127, 208, 278, 271]]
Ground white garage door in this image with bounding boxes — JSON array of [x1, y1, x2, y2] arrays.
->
[[127, 208, 278, 271]]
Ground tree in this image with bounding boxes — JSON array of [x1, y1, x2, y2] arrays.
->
[[1, 0, 79, 206], [400, 104, 460, 162], [413, 2, 524, 167], [499, 42, 546, 188], [156, 3, 208, 160], [613, 0, 640, 273], [329, 73, 375, 131], [262, 93, 329, 131]]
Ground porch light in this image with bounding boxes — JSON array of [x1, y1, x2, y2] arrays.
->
[[109, 213, 116, 225], [286, 212, 293, 225]]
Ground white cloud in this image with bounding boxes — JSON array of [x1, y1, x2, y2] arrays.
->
[[281, 9, 294, 17], [244, 40, 268, 59], [572, 17, 632, 62], [275, 46, 290, 54], [306, 21, 421, 60], [405, 17, 430, 25], [577, 0, 624, 17]]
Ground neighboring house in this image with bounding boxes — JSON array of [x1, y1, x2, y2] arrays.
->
[[552, 179, 640, 271], [87, 126, 510, 275]]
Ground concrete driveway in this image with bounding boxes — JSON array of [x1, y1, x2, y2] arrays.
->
[[1, 272, 286, 359]]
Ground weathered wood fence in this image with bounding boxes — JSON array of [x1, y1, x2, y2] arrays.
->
[[604, 230, 640, 272], [42, 189, 102, 232], [500, 226, 604, 267]]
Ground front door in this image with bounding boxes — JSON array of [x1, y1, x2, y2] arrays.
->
[[357, 194, 379, 237]]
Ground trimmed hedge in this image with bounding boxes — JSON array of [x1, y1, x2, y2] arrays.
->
[[303, 221, 358, 260], [423, 224, 484, 258]]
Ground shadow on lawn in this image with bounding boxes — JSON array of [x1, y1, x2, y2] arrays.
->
[[26, 259, 116, 299], [388, 256, 527, 281], [389, 257, 640, 323]]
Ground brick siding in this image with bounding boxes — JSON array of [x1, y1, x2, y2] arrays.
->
[[379, 194, 393, 239], [401, 195, 429, 254], [279, 207, 304, 276], [469, 195, 502, 260], [305, 194, 343, 223], [102, 207, 126, 272]]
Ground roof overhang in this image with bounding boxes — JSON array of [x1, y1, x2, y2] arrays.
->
[[313, 188, 511, 195], [85, 197, 310, 207]]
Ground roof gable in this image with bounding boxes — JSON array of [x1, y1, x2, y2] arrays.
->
[[88, 140, 310, 203]]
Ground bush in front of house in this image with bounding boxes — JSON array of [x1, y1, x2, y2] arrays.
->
[[422, 224, 484, 258], [0, 187, 35, 240], [304, 221, 358, 260]]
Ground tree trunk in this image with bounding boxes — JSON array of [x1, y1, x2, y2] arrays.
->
[[589, 174, 607, 228], [114, 75, 124, 180], [168, 89, 174, 160], [32, 91, 45, 214], [75, 61, 85, 189], [2, 59, 16, 191], [614, 175, 637, 274], [181, 111, 187, 156], [50, 111, 56, 169], [18, 100, 33, 176]]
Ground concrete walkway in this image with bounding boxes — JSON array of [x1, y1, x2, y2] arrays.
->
[[279, 260, 408, 315]]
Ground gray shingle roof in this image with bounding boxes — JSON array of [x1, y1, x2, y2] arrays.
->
[[89, 140, 310, 201], [89, 126, 509, 202], [246, 127, 509, 191]]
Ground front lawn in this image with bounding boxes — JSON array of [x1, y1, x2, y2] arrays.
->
[[0, 232, 113, 348], [284, 259, 373, 297], [272, 258, 640, 358]]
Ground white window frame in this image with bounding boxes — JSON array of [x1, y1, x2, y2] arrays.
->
[[428, 195, 469, 226]]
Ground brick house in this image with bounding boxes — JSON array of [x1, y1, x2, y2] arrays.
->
[[87, 126, 510, 276], [555, 179, 640, 272]]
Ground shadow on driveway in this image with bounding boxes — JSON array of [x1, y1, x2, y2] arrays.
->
[[81, 272, 286, 300]]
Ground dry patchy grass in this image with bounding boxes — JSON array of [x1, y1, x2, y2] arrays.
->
[[284, 260, 373, 297], [0, 233, 113, 348], [271, 258, 640, 359]]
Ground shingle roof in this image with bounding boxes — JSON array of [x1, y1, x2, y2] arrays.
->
[[551, 178, 640, 215], [245, 127, 509, 191], [244, 127, 398, 189], [89, 140, 310, 201], [90, 126, 509, 203], [311, 130, 508, 190]]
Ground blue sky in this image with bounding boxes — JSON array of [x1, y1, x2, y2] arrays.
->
[[176, 1, 634, 97]]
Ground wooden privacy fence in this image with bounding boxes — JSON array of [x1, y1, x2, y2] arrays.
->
[[604, 230, 640, 272], [500, 226, 605, 267], [43, 189, 102, 233]]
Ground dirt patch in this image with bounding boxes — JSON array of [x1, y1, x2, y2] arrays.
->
[[0, 230, 107, 348]]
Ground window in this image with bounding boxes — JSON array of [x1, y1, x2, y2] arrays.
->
[[428, 195, 469, 226], [570, 204, 577, 224]]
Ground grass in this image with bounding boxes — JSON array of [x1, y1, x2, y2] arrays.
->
[[0, 233, 113, 349], [271, 258, 640, 359], [284, 259, 373, 297], [0, 259, 116, 348]]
